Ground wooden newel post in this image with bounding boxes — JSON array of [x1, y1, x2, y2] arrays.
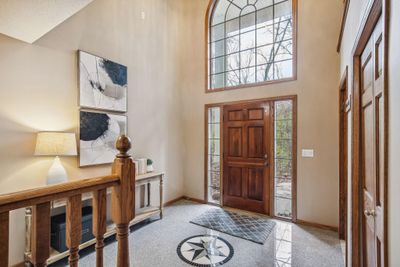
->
[[111, 135, 135, 267]]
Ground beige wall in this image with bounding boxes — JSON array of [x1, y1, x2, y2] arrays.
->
[[1, 0, 368, 265], [339, 0, 400, 265], [0, 0, 186, 264], [181, 0, 342, 227]]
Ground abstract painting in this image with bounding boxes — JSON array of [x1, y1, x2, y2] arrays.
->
[[80, 111, 127, 166], [79, 51, 127, 112]]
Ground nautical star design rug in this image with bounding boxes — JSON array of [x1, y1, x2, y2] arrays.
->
[[190, 208, 276, 244], [177, 235, 234, 266]]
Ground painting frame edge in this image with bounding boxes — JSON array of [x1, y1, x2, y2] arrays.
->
[[78, 109, 128, 167], [78, 50, 128, 113]]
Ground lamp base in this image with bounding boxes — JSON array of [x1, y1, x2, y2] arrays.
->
[[47, 156, 68, 185]]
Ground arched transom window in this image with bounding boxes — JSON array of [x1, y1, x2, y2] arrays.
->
[[208, 0, 296, 91]]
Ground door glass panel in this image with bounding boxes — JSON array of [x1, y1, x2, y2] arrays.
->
[[274, 100, 294, 219], [207, 107, 221, 204]]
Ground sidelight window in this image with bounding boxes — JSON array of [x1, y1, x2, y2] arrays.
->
[[206, 107, 222, 204], [274, 100, 294, 219]]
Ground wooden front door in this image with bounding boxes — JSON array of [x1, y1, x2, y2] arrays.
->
[[360, 16, 385, 267], [222, 101, 271, 214]]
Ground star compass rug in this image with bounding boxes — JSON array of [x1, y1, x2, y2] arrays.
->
[[177, 235, 234, 267], [190, 208, 276, 245]]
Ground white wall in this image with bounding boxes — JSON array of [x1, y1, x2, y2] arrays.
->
[[339, 0, 400, 264], [0, 0, 187, 264]]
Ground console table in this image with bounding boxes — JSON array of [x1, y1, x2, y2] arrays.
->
[[23, 171, 164, 266]]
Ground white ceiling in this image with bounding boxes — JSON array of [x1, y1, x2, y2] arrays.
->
[[0, 0, 94, 43]]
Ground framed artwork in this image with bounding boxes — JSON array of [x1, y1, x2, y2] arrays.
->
[[79, 110, 127, 167], [79, 50, 127, 112]]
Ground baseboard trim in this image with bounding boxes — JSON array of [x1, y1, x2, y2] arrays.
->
[[296, 219, 338, 232], [11, 262, 25, 267], [163, 195, 207, 206], [182, 196, 207, 204], [163, 195, 207, 207], [163, 198, 338, 233], [163, 196, 185, 207]]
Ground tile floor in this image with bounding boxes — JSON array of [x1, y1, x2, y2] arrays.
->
[[51, 200, 344, 267]]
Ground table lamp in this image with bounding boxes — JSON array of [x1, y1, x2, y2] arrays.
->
[[34, 132, 77, 185]]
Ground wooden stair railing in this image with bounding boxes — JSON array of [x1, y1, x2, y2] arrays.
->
[[0, 135, 135, 267]]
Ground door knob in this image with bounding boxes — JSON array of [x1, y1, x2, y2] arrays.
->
[[264, 154, 269, 167], [364, 209, 376, 217]]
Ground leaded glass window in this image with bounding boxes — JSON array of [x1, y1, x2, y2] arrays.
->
[[207, 107, 221, 204], [208, 0, 295, 90], [274, 99, 294, 219]]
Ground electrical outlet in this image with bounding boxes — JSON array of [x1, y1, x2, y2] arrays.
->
[[302, 149, 314, 158]]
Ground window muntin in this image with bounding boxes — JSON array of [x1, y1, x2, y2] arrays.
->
[[274, 100, 294, 219], [208, 0, 294, 90], [206, 107, 222, 204]]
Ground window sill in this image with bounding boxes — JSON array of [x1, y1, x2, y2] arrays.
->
[[206, 76, 297, 94]]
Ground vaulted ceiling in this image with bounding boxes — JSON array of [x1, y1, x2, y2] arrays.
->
[[0, 0, 94, 43]]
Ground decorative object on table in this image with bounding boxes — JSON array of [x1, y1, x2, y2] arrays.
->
[[146, 159, 154, 172], [177, 235, 234, 267], [35, 132, 77, 184], [51, 207, 94, 253], [190, 208, 276, 244], [79, 110, 127, 166], [136, 158, 147, 175], [133, 160, 139, 176], [79, 50, 127, 112]]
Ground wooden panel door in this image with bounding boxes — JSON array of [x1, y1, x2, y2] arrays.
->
[[360, 16, 385, 267], [223, 101, 271, 214]]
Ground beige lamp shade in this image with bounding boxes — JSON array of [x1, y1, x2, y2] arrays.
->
[[35, 132, 77, 156]]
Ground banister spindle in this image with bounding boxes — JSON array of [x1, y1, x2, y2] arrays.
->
[[112, 135, 135, 267], [31, 202, 51, 267], [0, 211, 9, 267], [66, 195, 82, 267], [92, 189, 107, 267]]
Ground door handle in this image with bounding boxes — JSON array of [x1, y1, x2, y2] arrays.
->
[[264, 154, 269, 167], [364, 209, 376, 217]]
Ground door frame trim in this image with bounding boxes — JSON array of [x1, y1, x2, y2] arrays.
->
[[204, 95, 297, 222], [351, 0, 389, 266], [339, 66, 349, 266]]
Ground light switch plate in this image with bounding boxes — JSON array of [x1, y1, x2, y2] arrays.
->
[[302, 149, 314, 158]]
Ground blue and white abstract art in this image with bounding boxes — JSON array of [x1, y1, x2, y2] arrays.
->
[[80, 111, 127, 166], [79, 51, 127, 112]]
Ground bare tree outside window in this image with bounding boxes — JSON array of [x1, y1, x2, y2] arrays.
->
[[274, 100, 293, 218], [209, 0, 294, 90], [207, 107, 221, 204]]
